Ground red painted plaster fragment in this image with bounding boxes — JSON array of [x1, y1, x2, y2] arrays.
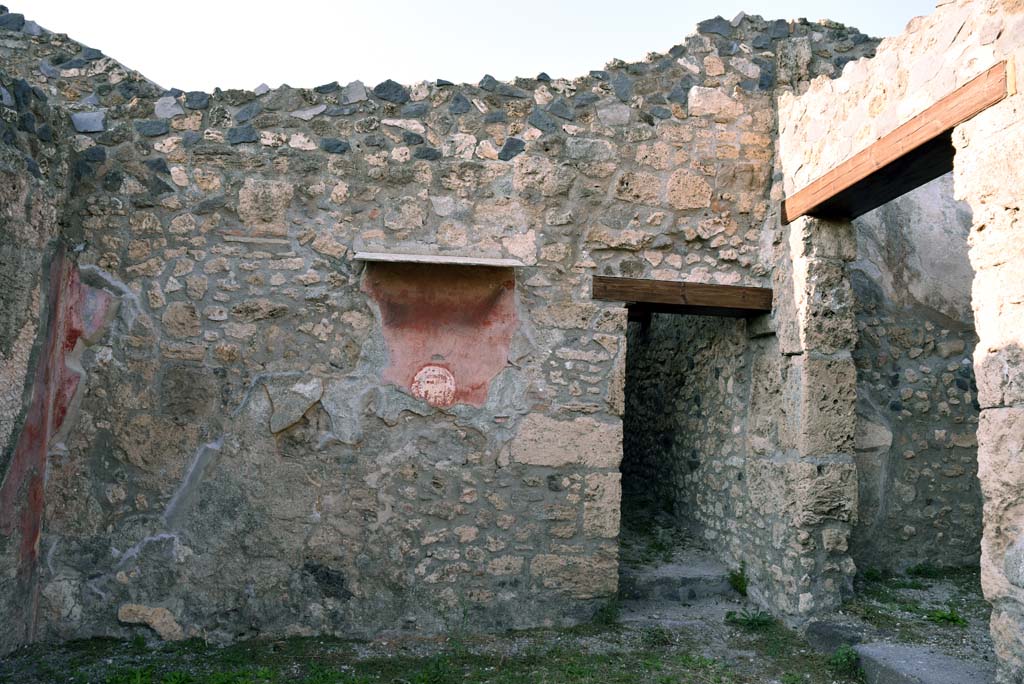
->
[[362, 263, 518, 407]]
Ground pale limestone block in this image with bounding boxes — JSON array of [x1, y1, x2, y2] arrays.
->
[[511, 414, 621, 468]]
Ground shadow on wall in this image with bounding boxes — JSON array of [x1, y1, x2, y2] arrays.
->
[[848, 173, 982, 573], [620, 313, 749, 541]]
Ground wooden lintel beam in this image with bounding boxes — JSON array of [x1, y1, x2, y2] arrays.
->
[[592, 276, 772, 318], [781, 61, 1010, 224]]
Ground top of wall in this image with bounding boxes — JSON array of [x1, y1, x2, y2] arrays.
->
[[0, 7, 874, 100], [0, 7, 877, 156], [779, 0, 1023, 192], [0, 7, 877, 289]]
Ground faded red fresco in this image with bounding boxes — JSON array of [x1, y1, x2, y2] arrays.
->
[[0, 252, 113, 636], [362, 263, 518, 407]]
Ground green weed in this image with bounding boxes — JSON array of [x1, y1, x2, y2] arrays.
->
[[827, 645, 862, 678], [728, 561, 748, 596], [926, 607, 967, 626], [725, 609, 774, 629], [862, 567, 886, 582], [640, 625, 674, 647], [593, 599, 621, 626]]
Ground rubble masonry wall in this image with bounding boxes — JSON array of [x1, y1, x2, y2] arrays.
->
[[1, 6, 878, 648], [779, 1, 1024, 679]]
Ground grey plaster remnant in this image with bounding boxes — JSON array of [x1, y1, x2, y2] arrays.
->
[[161, 437, 224, 530], [265, 376, 324, 433], [319, 379, 370, 446]]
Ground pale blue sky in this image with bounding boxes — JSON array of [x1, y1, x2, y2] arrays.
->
[[25, 0, 936, 91]]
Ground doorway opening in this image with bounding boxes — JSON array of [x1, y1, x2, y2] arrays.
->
[[840, 171, 992, 662], [618, 312, 751, 604], [590, 277, 772, 610]]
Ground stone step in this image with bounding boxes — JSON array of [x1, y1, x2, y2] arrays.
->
[[618, 596, 744, 629], [619, 548, 736, 601], [854, 643, 996, 684]]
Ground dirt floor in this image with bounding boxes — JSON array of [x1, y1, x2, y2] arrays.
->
[[836, 564, 995, 665], [0, 608, 863, 684], [1, 516, 991, 684], [0, 571, 991, 684]]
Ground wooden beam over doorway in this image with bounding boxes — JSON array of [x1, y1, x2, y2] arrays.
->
[[592, 276, 773, 319], [781, 61, 1011, 224]]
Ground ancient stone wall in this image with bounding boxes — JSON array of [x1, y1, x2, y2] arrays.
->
[[0, 7, 878, 648], [957, 79, 1024, 684], [0, 60, 71, 653], [778, 1, 1024, 679], [849, 174, 981, 572]]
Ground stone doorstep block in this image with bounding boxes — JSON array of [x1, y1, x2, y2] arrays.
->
[[618, 549, 734, 602], [804, 620, 864, 654], [789, 216, 857, 261], [854, 643, 996, 684]]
